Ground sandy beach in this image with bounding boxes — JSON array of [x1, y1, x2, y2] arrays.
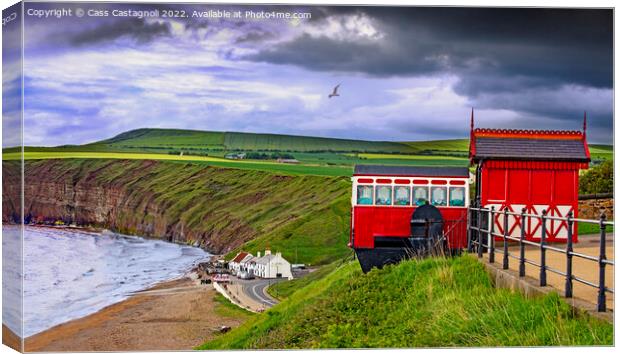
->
[[24, 275, 250, 352]]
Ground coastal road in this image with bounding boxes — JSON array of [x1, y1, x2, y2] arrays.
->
[[237, 278, 286, 308]]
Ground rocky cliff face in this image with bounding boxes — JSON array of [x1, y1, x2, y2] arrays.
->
[[2, 159, 349, 255]]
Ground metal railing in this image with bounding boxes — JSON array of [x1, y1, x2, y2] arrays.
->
[[467, 204, 614, 312]]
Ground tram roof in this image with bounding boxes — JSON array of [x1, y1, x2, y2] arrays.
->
[[353, 165, 470, 178]]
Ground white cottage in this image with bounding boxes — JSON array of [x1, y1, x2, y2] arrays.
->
[[228, 252, 253, 275], [252, 250, 293, 280]]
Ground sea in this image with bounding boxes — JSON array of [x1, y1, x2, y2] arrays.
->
[[2, 225, 210, 337]]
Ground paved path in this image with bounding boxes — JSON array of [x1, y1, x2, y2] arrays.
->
[[482, 232, 614, 310]]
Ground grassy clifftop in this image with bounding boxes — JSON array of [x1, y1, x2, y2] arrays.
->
[[199, 256, 612, 349], [6, 159, 352, 264]]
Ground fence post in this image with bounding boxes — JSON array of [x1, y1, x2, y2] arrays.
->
[[519, 208, 526, 277], [565, 211, 573, 298], [503, 207, 509, 269], [467, 207, 473, 253], [489, 206, 495, 263], [477, 205, 483, 258], [597, 213, 607, 312], [540, 210, 547, 287]]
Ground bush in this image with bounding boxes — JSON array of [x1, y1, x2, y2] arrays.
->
[[580, 160, 613, 194], [245, 152, 295, 160]]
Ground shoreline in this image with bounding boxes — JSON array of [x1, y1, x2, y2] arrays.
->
[[24, 271, 249, 352], [16, 224, 215, 340], [9, 225, 233, 351], [10, 223, 217, 253]]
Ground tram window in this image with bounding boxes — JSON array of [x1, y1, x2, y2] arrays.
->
[[375, 185, 392, 205], [357, 185, 374, 205], [413, 186, 429, 206], [394, 186, 410, 205], [431, 187, 447, 206], [449, 187, 466, 206]]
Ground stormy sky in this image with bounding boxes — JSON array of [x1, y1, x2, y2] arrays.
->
[[4, 3, 613, 147]]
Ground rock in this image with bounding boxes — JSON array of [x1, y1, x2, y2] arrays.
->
[[218, 325, 231, 333], [578, 198, 614, 220]]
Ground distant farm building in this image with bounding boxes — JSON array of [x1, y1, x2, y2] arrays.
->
[[277, 158, 300, 164], [225, 153, 246, 160], [469, 113, 590, 242]]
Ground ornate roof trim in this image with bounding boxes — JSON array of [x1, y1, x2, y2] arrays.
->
[[472, 128, 583, 140]]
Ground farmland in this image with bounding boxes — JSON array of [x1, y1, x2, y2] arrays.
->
[[588, 144, 614, 162], [2, 151, 353, 177], [4, 129, 610, 173], [199, 256, 612, 349]]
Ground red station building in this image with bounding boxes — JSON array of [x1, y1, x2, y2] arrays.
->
[[469, 113, 591, 242]]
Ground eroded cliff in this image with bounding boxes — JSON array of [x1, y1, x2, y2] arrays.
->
[[2, 159, 350, 257]]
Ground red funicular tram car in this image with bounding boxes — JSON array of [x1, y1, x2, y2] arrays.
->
[[350, 165, 471, 272]]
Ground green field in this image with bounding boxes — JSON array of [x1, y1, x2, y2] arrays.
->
[[199, 256, 612, 349], [577, 222, 614, 235], [3, 151, 353, 177], [403, 138, 471, 154], [588, 145, 614, 162], [4, 129, 610, 174]]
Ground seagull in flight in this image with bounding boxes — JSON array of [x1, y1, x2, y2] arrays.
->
[[328, 84, 341, 98]]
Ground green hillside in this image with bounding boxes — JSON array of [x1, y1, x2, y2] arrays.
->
[[90, 128, 418, 153], [199, 256, 612, 349], [14, 159, 352, 263], [94, 129, 473, 154], [223, 131, 415, 153], [94, 128, 225, 148], [403, 138, 470, 154]]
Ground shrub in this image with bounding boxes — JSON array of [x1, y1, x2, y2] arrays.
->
[[580, 160, 613, 194]]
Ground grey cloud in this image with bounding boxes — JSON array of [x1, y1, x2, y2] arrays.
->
[[235, 29, 275, 44], [245, 7, 612, 142], [246, 7, 612, 90], [248, 33, 446, 76], [70, 18, 171, 46]]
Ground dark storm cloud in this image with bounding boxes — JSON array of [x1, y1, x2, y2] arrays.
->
[[184, 20, 209, 30], [249, 33, 446, 75], [248, 7, 612, 89], [246, 6, 612, 140], [70, 18, 171, 46], [235, 29, 275, 44]]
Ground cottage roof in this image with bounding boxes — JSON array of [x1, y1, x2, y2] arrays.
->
[[239, 256, 254, 264], [231, 252, 250, 263], [254, 254, 275, 265], [353, 165, 469, 178], [469, 128, 590, 163]]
